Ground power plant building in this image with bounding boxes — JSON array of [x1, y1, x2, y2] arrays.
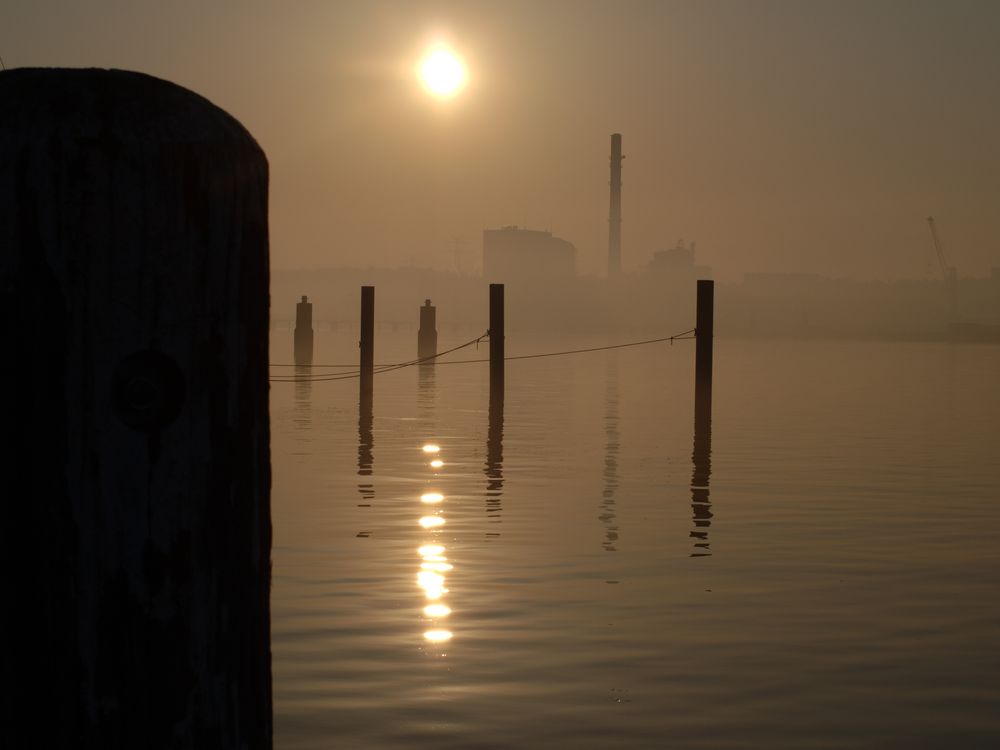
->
[[647, 240, 712, 281], [482, 226, 576, 281]]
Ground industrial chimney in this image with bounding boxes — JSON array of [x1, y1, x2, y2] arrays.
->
[[608, 133, 623, 277]]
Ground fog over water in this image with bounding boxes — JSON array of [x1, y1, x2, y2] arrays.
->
[[7, 0, 1000, 281]]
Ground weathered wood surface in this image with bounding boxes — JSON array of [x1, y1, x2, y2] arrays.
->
[[0, 68, 271, 749]]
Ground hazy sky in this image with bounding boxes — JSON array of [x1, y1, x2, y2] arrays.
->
[[4, 0, 999, 280]]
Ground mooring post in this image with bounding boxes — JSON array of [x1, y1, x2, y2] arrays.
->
[[691, 279, 714, 555], [489, 283, 505, 405], [695, 279, 714, 421], [294, 294, 314, 365], [418, 298, 438, 362], [0, 69, 271, 747], [360, 286, 375, 406]]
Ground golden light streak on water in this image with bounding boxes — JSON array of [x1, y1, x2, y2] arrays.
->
[[423, 629, 453, 643], [420, 561, 454, 572], [417, 441, 455, 648], [417, 570, 447, 597], [423, 603, 451, 617]]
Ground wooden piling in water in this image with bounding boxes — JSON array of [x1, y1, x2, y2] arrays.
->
[[360, 286, 375, 405], [489, 283, 505, 404], [418, 299, 438, 362], [294, 295, 314, 365], [0, 68, 271, 748], [695, 279, 714, 420]]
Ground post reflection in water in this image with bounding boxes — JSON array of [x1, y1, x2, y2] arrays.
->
[[599, 355, 620, 552], [485, 393, 504, 532], [293, 365, 312, 432], [689, 406, 713, 557], [357, 397, 374, 504], [418, 440, 453, 649], [417, 363, 435, 423]]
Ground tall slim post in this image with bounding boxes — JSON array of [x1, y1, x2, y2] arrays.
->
[[417, 298, 437, 362], [294, 295, 314, 365], [489, 284, 504, 405], [695, 279, 714, 421], [691, 279, 714, 555], [360, 286, 374, 407], [608, 132, 623, 278]]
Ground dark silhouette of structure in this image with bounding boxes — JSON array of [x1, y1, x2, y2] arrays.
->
[[608, 132, 623, 278], [482, 226, 576, 280], [294, 295, 314, 364], [418, 299, 438, 361], [0, 68, 271, 747]]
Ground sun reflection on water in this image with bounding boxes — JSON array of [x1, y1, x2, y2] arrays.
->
[[423, 629, 453, 643], [418, 442, 453, 649]]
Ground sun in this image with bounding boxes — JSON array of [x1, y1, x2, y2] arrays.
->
[[419, 48, 467, 98]]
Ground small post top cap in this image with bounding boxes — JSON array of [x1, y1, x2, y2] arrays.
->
[[424, 299, 432, 306], [301, 295, 308, 302]]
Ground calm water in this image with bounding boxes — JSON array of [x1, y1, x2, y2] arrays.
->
[[270, 329, 1000, 749]]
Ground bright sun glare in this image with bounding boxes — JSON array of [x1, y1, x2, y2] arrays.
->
[[419, 48, 466, 98]]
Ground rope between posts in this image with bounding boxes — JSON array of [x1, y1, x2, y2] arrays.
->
[[269, 331, 489, 382], [436, 329, 696, 365], [269, 328, 696, 383]]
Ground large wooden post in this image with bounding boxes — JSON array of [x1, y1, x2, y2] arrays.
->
[[360, 286, 375, 407], [489, 283, 505, 406], [0, 69, 271, 747]]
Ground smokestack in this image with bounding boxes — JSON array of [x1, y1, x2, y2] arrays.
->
[[608, 133, 623, 277]]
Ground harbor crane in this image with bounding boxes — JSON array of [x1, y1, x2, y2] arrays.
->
[[926, 216, 957, 322]]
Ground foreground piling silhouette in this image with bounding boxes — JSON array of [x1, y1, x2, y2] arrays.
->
[[0, 69, 272, 748]]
